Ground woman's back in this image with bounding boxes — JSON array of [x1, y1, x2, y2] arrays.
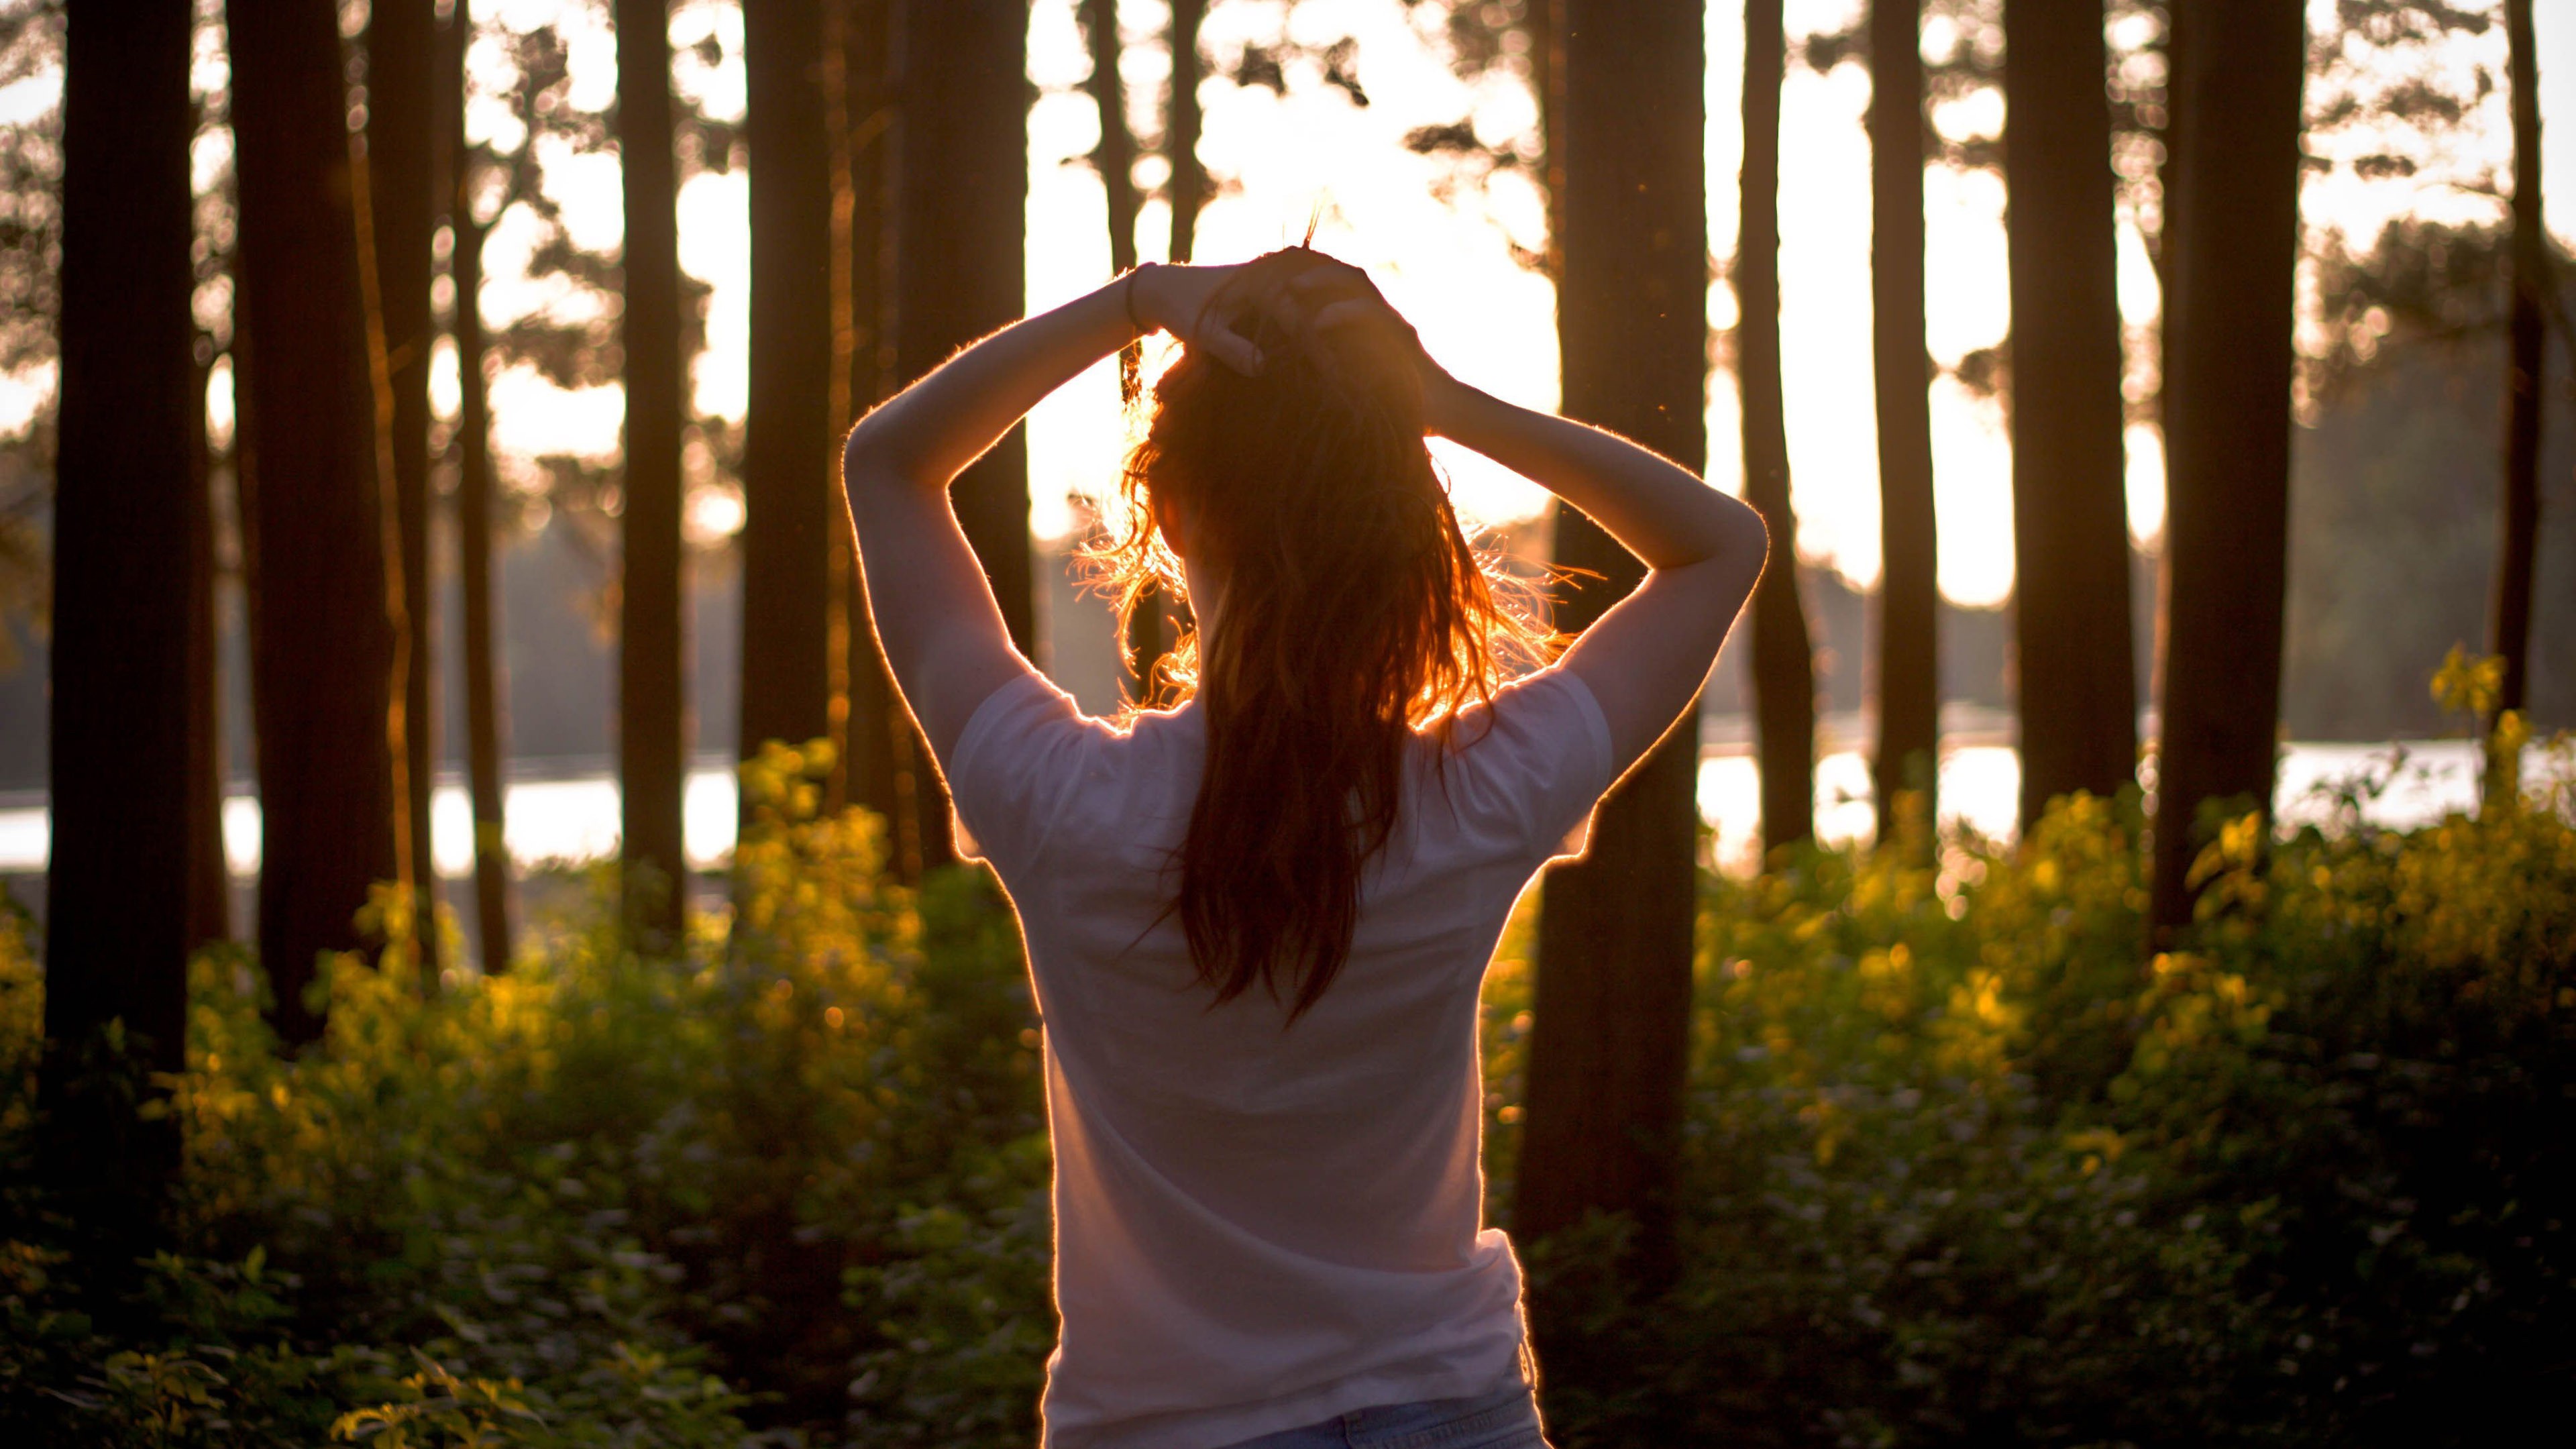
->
[[843, 249, 1766, 1447], [947, 663, 1613, 1447]]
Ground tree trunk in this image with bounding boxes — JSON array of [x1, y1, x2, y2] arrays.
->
[[447, 0, 513, 971], [44, 0, 197, 1250], [1085, 0, 1161, 694], [186, 351, 231, 953], [742, 0, 838, 798], [1870, 0, 1938, 853], [2491, 0, 2542, 777], [2004, 0, 2135, 828], [231, 0, 398, 1043], [837, 0, 914, 873], [1167, 0, 1208, 264], [372, 0, 440, 973], [890, 0, 1030, 871], [616, 0, 689, 941], [1739, 0, 1815, 853], [1515, 0, 1704, 1303], [2147, 0, 2303, 941], [1083, 0, 1137, 276]]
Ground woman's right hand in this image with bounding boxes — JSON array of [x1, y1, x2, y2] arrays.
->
[[1128, 262, 1269, 376]]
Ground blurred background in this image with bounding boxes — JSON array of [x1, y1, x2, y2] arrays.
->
[[2, 0, 2571, 949], [14, 6, 2576, 1444]]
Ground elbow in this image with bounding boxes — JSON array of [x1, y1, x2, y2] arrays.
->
[[1702, 489, 1770, 573], [1737, 495, 1775, 572], [841, 418, 911, 508], [842, 415, 890, 488]]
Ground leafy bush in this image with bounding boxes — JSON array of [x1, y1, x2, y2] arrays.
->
[[1531, 742, 2576, 1448], [3, 743, 1048, 1445], [4, 735, 2572, 1446]]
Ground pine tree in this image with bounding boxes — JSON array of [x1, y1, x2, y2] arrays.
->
[[44, 0, 197, 1244], [1739, 0, 1817, 853], [229, 0, 399, 1040], [1870, 0, 1939, 853], [615, 0, 689, 941], [2004, 0, 2136, 825], [2149, 0, 2306, 939], [741, 0, 838, 789], [1515, 0, 1705, 1303]]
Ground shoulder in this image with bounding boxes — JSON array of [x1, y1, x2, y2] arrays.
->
[[1444, 665, 1613, 773], [949, 675, 1190, 871], [1421, 665, 1617, 859]]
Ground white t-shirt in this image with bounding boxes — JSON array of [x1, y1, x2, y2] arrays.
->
[[943, 662, 1616, 1449]]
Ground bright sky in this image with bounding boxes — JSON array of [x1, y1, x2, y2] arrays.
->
[[6, 0, 2575, 608]]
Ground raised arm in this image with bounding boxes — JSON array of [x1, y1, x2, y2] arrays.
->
[[1285, 263, 1770, 771], [843, 264, 1260, 761], [1428, 381, 1769, 769]]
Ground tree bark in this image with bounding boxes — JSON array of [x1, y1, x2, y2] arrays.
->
[[186, 351, 231, 953], [372, 0, 441, 972], [2148, 0, 2304, 941], [1739, 0, 1815, 853], [616, 0, 689, 941], [1167, 0, 1208, 264], [1083, 0, 1138, 276], [2004, 0, 2135, 828], [890, 0, 1030, 871], [230, 0, 398, 1043], [836, 0, 911, 871], [1084, 0, 1161, 692], [447, 0, 513, 971], [1870, 0, 1939, 853], [1515, 0, 1705, 1301], [2491, 0, 2542, 763], [741, 0, 838, 795], [44, 0, 197, 1246]]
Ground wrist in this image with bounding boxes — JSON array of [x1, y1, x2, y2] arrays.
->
[[1421, 371, 1473, 437], [1122, 263, 1161, 338]]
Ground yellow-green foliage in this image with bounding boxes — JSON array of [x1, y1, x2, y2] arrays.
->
[[7, 733, 2574, 1448], [1530, 737, 2576, 1447], [3, 742, 1044, 1446]]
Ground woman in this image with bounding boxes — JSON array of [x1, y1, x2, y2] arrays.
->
[[843, 249, 1767, 1448]]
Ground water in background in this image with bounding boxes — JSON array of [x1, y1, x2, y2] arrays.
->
[[0, 737, 2544, 883]]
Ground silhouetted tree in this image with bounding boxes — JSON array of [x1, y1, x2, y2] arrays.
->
[[2004, 0, 2135, 826], [2492, 0, 2542, 759], [185, 350, 227, 954], [616, 0, 688, 941], [183, 54, 238, 960], [890, 0, 1030, 870], [741, 0, 837, 793], [370, 0, 440, 970], [1740, 0, 1816, 853], [1169, 0, 1209, 264], [1870, 0, 1938, 852], [1517, 0, 1705, 1312], [1083, 0, 1166, 696], [43, 0, 196, 1248], [230, 0, 398, 1042], [1083, 0, 1138, 357], [2149, 0, 2305, 940], [835, 0, 913, 871], [445, 0, 513, 969]]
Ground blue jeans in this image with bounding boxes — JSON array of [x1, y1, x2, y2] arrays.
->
[[1215, 1383, 1552, 1448]]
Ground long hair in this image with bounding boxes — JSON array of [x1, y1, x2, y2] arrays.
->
[[1085, 249, 1554, 1021]]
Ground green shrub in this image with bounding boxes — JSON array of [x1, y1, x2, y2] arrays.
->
[[4, 736, 2571, 1446], [1529, 743, 2576, 1448]]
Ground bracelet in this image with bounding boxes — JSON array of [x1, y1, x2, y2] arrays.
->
[[1122, 263, 1155, 335]]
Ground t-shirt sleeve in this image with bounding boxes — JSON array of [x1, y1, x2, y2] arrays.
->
[[1458, 665, 1619, 865], [941, 670, 1097, 875]]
